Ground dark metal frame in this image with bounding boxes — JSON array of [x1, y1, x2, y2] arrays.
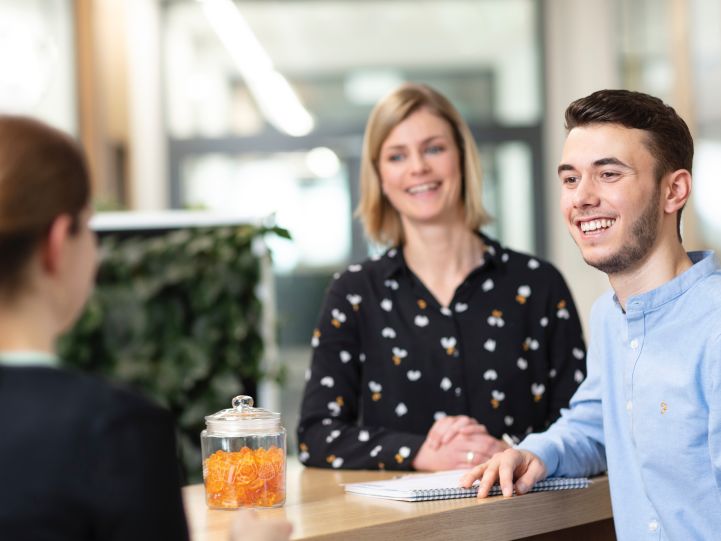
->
[[167, 122, 545, 259]]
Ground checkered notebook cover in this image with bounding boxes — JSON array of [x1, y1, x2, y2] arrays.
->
[[344, 469, 589, 502]]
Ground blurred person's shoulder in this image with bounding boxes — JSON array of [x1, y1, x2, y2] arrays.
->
[[11, 365, 170, 425]]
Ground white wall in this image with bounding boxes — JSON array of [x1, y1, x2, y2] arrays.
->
[[543, 0, 619, 337], [126, 0, 168, 209]]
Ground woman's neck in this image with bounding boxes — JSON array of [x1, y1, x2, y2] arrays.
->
[[0, 298, 57, 353], [402, 223, 485, 307]]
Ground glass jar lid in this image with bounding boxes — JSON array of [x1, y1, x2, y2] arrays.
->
[[204, 395, 282, 435]]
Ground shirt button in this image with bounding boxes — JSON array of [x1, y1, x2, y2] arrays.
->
[[648, 520, 659, 532], [626, 400, 633, 412], [630, 339, 639, 350]]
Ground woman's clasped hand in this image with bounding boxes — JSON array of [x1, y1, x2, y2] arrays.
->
[[412, 415, 509, 470]]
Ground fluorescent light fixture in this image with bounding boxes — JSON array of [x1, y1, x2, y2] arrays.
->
[[199, 0, 314, 137], [246, 71, 314, 137], [306, 147, 341, 178]]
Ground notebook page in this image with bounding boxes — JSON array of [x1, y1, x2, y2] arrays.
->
[[344, 470, 473, 498]]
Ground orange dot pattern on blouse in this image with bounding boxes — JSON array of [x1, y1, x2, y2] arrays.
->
[[203, 446, 285, 508]]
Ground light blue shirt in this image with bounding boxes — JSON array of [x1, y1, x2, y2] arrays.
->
[[521, 251, 721, 540]]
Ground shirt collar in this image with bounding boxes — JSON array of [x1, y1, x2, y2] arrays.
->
[[0, 351, 59, 368], [618, 251, 719, 313], [379, 231, 504, 280], [378, 246, 404, 279]]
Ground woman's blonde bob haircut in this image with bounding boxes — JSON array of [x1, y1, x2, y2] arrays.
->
[[356, 82, 491, 246]]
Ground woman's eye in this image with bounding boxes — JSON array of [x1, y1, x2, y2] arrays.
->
[[386, 153, 404, 162], [425, 145, 444, 155]]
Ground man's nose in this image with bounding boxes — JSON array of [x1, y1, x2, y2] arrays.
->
[[573, 177, 599, 208]]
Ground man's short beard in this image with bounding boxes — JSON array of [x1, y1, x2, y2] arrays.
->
[[585, 185, 661, 275]]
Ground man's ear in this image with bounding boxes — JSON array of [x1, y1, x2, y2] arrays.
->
[[663, 169, 692, 215], [41, 214, 73, 275]]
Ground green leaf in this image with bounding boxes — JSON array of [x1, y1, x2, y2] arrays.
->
[[58, 223, 288, 480]]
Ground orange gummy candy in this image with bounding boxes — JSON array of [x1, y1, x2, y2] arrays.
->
[[203, 446, 285, 508]]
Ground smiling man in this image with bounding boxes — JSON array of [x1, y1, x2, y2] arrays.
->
[[461, 90, 721, 540]]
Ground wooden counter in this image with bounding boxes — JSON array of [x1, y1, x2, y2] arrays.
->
[[183, 460, 614, 541]]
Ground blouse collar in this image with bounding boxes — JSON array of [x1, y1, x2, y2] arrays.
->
[[379, 231, 503, 279]]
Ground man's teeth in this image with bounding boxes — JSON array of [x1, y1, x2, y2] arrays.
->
[[580, 219, 616, 233], [407, 182, 440, 194]]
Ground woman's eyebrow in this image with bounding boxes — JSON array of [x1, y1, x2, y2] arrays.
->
[[382, 135, 446, 152]]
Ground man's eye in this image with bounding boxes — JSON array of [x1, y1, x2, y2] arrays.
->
[[562, 176, 578, 185], [600, 171, 619, 180]]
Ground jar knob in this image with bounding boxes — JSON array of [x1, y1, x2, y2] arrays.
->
[[232, 395, 254, 410]]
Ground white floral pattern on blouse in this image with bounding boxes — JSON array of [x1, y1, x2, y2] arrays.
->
[[298, 233, 586, 470]]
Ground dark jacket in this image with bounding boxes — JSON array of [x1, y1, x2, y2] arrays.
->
[[0, 365, 189, 541]]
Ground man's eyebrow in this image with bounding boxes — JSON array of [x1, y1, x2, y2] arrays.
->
[[557, 157, 631, 175], [593, 157, 631, 168]]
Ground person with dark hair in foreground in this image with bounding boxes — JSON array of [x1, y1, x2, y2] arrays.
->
[[0, 115, 290, 541], [461, 89, 721, 540]]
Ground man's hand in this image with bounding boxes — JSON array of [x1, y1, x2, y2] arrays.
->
[[459, 448, 547, 498]]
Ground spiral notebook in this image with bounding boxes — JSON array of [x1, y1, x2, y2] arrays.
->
[[344, 469, 589, 502]]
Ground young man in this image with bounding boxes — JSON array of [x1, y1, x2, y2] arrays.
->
[[461, 90, 721, 540]]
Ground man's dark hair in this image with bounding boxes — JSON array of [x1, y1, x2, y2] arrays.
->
[[565, 89, 693, 178]]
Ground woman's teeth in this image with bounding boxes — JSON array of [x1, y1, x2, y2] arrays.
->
[[407, 182, 440, 194]]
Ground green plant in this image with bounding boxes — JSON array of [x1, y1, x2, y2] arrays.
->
[[58, 223, 290, 483]]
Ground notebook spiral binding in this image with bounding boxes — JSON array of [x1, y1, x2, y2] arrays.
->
[[409, 477, 589, 502]]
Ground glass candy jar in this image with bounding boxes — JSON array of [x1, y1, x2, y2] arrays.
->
[[201, 395, 286, 509]]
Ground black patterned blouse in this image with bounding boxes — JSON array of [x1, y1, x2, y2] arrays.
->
[[297, 233, 586, 470]]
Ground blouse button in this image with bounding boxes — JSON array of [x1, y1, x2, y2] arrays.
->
[[648, 519, 659, 532], [625, 400, 633, 412], [630, 339, 639, 350]]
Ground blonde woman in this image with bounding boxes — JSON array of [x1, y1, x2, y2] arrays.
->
[[298, 83, 586, 471]]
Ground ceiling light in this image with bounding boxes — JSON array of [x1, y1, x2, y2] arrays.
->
[[199, 0, 314, 136]]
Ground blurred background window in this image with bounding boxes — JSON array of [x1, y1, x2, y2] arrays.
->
[[162, 0, 543, 256], [0, 0, 76, 133], [617, 0, 721, 256], [161, 0, 543, 447]]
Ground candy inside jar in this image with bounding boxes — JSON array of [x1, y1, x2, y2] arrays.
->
[[201, 395, 286, 509]]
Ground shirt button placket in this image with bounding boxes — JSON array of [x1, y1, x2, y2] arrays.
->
[[624, 305, 644, 444]]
